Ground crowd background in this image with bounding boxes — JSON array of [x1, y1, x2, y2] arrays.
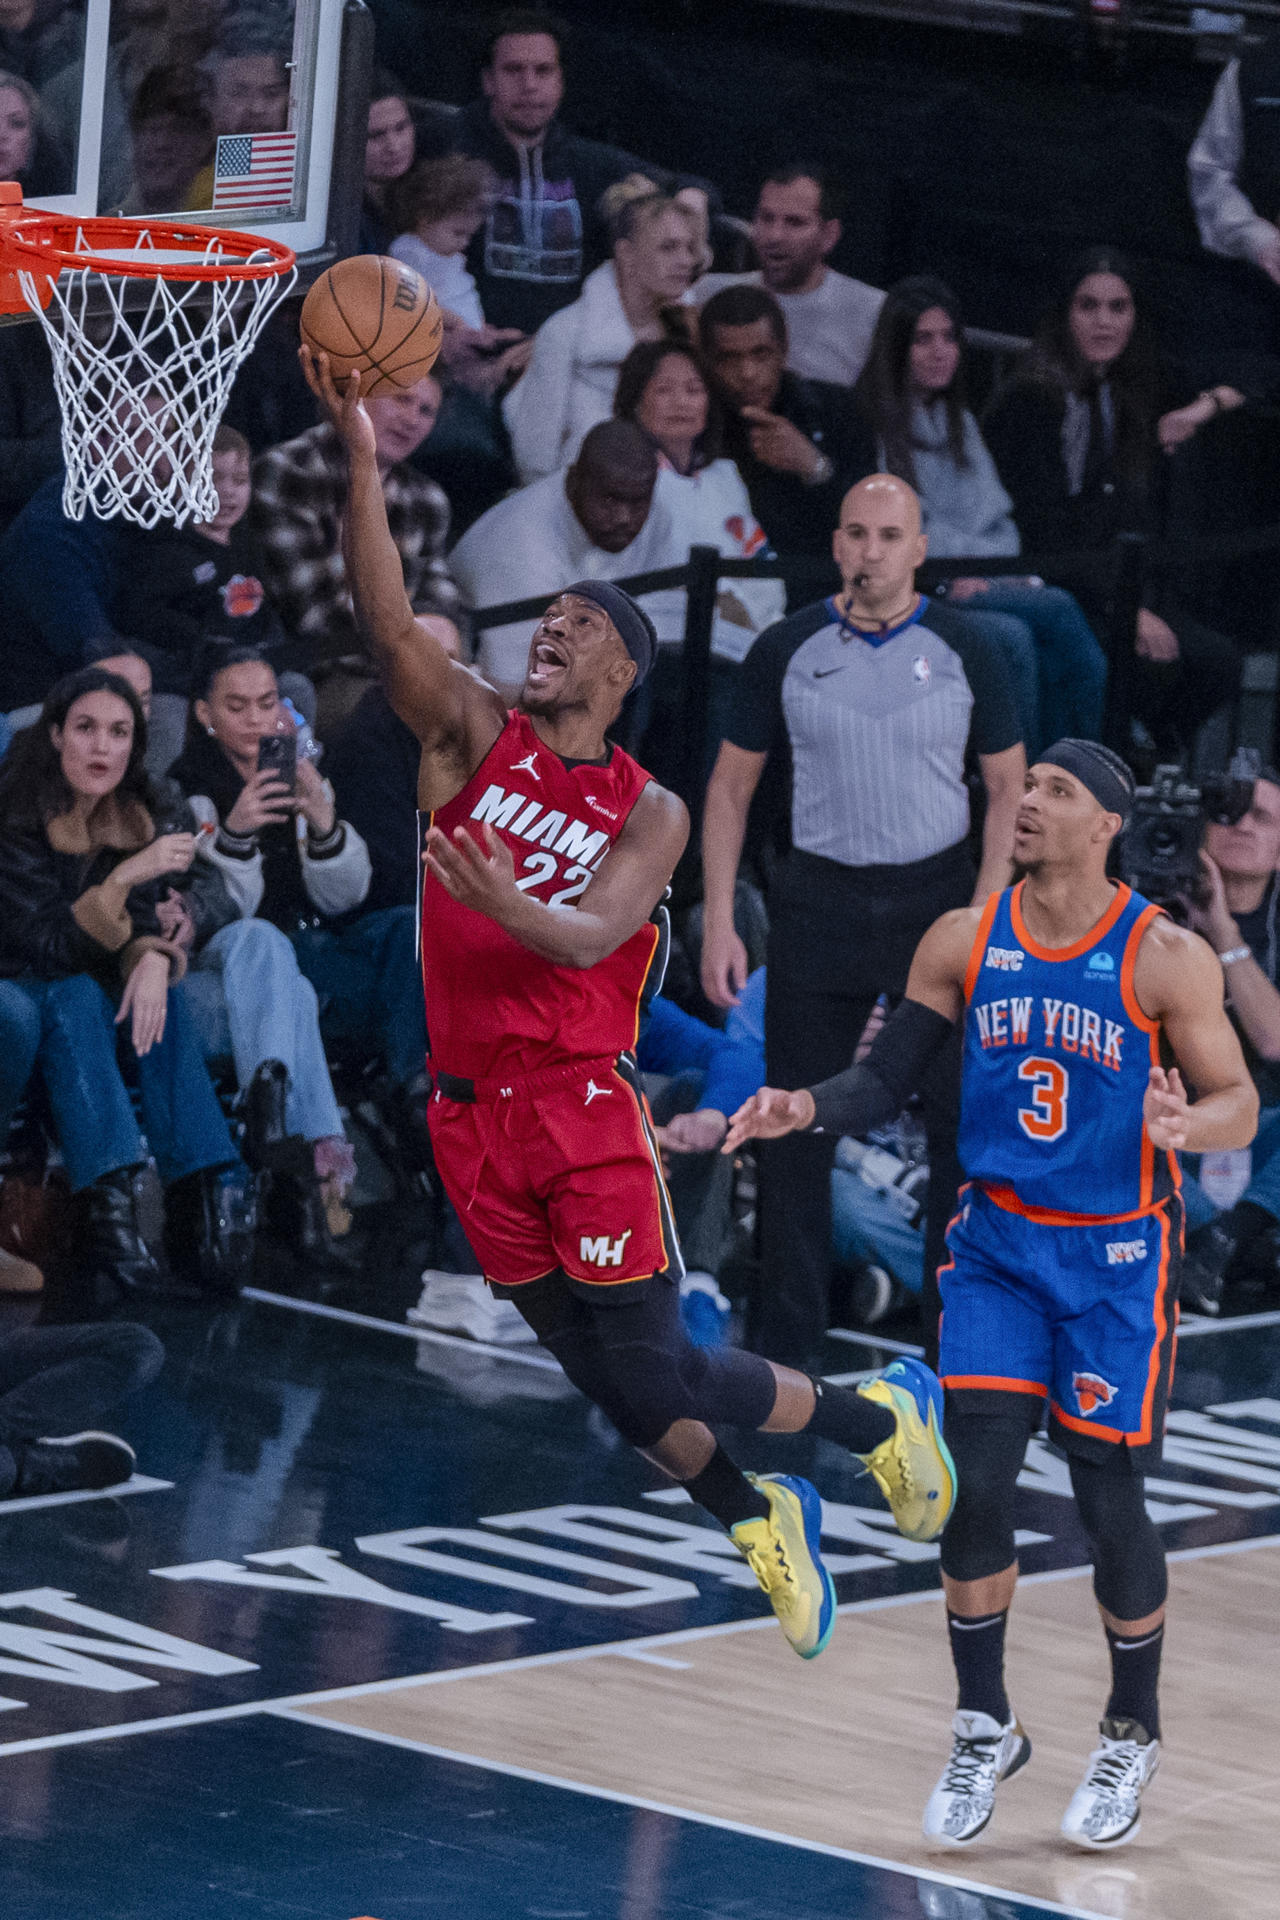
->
[[0, 0, 1279, 1370]]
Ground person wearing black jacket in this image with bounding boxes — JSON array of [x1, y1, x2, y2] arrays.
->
[[453, 11, 709, 336], [983, 248, 1244, 756], [0, 668, 244, 1301], [701, 284, 875, 561]]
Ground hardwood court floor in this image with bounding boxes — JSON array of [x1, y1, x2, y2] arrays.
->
[[300, 1545, 1280, 1920]]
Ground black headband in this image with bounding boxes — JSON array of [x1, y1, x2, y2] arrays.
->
[[1039, 738, 1136, 823], [560, 580, 657, 685]]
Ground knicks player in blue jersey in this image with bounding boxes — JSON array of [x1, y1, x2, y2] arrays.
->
[[725, 739, 1257, 1850]]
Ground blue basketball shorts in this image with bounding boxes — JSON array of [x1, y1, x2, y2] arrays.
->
[[937, 1182, 1183, 1465]]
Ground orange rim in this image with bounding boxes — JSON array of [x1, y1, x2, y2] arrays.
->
[[3, 215, 295, 283]]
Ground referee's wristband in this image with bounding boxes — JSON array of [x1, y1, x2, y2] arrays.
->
[[1217, 944, 1253, 968]]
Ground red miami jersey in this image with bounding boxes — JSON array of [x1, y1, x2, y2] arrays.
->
[[419, 711, 661, 1080]]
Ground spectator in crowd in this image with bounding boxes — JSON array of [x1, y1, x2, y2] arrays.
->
[[0, 469, 124, 709], [122, 64, 213, 215], [451, 418, 684, 694], [855, 275, 1108, 753], [387, 153, 531, 397], [0, 66, 66, 197], [0, 0, 80, 90], [323, 683, 420, 917], [0, 322, 60, 534], [695, 165, 884, 387], [1179, 770, 1280, 1311], [700, 284, 875, 557], [168, 651, 429, 1118], [984, 247, 1244, 756], [251, 376, 462, 731], [185, 15, 291, 204], [0, 1318, 164, 1497], [0, 667, 245, 1301], [452, 9, 707, 335], [361, 68, 418, 254], [503, 182, 699, 482], [613, 338, 785, 683], [700, 474, 1024, 1363], [1189, 33, 1280, 292], [111, 425, 296, 767]]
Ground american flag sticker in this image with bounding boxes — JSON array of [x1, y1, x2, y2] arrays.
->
[[211, 131, 298, 210]]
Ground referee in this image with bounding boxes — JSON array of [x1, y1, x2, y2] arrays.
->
[[700, 475, 1025, 1364]]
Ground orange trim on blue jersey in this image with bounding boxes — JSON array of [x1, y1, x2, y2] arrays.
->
[[942, 1375, 1048, 1396], [1009, 879, 1132, 964], [977, 1181, 1168, 1229], [1119, 901, 1163, 1035], [963, 893, 1003, 1004]]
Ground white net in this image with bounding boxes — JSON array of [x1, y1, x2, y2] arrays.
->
[[17, 232, 296, 529]]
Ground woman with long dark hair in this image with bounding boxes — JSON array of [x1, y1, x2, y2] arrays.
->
[[854, 275, 1107, 753], [614, 337, 785, 667], [984, 247, 1243, 754], [0, 667, 244, 1302]]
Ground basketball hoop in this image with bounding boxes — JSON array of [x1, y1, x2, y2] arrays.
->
[[0, 186, 296, 528]]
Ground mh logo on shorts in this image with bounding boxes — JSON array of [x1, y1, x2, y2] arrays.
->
[[580, 1230, 632, 1268], [1072, 1371, 1118, 1416]]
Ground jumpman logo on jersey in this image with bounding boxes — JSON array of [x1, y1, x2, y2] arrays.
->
[[584, 1079, 613, 1105], [510, 753, 541, 778]]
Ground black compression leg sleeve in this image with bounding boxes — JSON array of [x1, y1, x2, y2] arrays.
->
[[1069, 1450, 1168, 1621], [512, 1273, 778, 1449], [938, 1402, 1036, 1584]]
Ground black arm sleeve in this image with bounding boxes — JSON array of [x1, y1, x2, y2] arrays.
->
[[808, 998, 957, 1135]]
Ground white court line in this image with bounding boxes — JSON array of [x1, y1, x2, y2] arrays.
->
[[265, 1707, 1113, 1920], [1178, 1308, 1280, 1338], [825, 1327, 925, 1356], [4, 1531, 1279, 1761], [240, 1287, 563, 1370], [612, 1650, 691, 1670], [0, 1474, 172, 1516]]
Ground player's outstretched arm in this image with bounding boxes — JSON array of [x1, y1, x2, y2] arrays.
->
[[300, 348, 504, 754], [722, 906, 976, 1151], [1136, 919, 1259, 1153], [423, 780, 689, 968]]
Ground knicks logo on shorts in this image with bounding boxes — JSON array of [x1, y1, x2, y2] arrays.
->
[[1106, 1238, 1147, 1264], [1072, 1371, 1118, 1416]]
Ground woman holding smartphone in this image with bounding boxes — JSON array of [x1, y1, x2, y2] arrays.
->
[[169, 650, 426, 1243]]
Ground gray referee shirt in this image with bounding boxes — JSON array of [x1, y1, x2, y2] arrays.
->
[[726, 595, 1020, 868]]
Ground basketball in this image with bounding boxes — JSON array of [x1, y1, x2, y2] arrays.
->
[[299, 253, 444, 397]]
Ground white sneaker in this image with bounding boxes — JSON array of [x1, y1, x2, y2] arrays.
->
[[1060, 1718, 1160, 1849], [407, 1270, 537, 1345], [923, 1709, 1032, 1846]]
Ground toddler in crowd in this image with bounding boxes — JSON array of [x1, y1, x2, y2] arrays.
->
[[387, 155, 530, 392]]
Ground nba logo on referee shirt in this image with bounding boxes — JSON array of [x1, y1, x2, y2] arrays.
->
[[912, 655, 930, 684]]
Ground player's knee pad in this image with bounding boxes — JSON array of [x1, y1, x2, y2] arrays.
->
[[938, 1407, 1030, 1584], [1069, 1451, 1167, 1619], [536, 1316, 690, 1449]]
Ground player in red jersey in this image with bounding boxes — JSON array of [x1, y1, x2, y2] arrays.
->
[[302, 350, 959, 1660]]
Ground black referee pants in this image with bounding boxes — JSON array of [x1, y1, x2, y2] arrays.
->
[[754, 843, 973, 1367]]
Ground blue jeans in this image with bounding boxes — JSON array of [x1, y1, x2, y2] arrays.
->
[[0, 972, 236, 1190], [290, 906, 427, 1090], [831, 1164, 925, 1295], [1181, 1103, 1280, 1233], [183, 919, 344, 1141], [952, 584, 1108, 758]]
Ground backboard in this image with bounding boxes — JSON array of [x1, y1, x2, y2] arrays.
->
[[3, 0, 368, 272]]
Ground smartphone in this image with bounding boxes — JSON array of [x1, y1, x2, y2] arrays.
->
[[257, 732, 297, 789]]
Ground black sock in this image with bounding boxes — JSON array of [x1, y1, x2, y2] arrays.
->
[[948, 1609, 1011, 1724], [805, 1377, 895, 1456], [1104, 1622, 1163, 1740], [684, 1444, 771, 1530], [1225, 1199, 1275, 1254]]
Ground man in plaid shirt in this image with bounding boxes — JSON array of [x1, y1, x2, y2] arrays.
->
[[251, 375, 463, 722]]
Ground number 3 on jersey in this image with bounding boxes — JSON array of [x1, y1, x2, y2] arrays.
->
[[1017, 1056, 1068, 1141]]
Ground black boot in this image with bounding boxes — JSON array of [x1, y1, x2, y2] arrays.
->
[[79, 1167, 196, 1301], [262, 1140, 360, 1271], [242, 1059, 291, 1171], [164, 1167, 256, 1298]]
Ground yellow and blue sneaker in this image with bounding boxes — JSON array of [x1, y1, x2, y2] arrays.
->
[[856, 1356, 957, 1543], [730, 1471, 836, 1660]]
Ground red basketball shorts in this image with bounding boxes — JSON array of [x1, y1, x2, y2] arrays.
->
[[426, 1053, 683, 1288]]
